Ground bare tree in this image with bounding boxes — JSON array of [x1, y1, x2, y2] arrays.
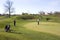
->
[[4, 0, 14, 18], [39, 11, 45, 19], [39, 11, 45, 15]]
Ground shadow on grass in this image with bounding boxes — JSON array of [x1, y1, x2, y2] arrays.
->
[[0, 29, 23, 34], [8, 30, 23, 34]]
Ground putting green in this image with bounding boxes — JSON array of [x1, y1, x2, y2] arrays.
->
[[24, 22, 60, 35]]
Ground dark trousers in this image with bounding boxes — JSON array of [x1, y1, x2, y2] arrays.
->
[[14, 23, 16, 26], [38, 21, 39, 25]]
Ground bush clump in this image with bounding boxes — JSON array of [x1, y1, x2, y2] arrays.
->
[[17, 15, 35, 20]]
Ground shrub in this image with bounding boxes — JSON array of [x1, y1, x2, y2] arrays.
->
[[16, 15, 35, 20]]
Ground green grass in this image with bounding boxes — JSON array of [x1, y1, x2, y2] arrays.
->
[[24, 22, 60, 35], [0, 16, 60, 40]]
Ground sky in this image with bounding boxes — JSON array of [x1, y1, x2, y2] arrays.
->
[[0, 0, 60, 14]]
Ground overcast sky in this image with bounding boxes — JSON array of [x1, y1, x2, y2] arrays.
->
[[0, 0, 60, 14]]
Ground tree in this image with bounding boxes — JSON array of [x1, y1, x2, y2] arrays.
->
[[39, 11, 45, 19], [22, 12, 28, 15], [48, 12, 53, 15], [4, 0, 14, 18], [39, 11, 45, 15], [54, 11, 60, 17]]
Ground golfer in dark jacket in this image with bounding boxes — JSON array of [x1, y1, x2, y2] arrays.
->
[[14, 20, 16, 26]]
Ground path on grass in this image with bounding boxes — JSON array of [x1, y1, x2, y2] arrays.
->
[[24, 22, 60, 35]]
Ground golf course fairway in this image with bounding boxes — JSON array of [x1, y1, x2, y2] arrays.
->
[[24, 22, 60, 35]]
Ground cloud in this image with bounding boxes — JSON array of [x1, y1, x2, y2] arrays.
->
[[48, 0, 60, 7]]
